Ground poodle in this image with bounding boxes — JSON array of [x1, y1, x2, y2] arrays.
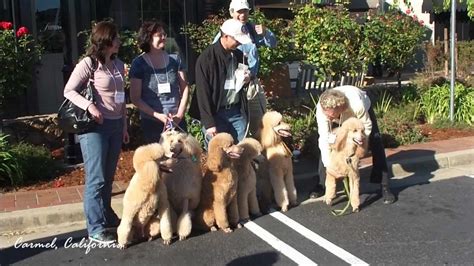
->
[[260, 111, 297, 212], [117, 143, 174, 248], [235, 138, 263, 223], [194, 133, 243, 233], [159, 130, 203, 241], [325, 117, 368, 212]]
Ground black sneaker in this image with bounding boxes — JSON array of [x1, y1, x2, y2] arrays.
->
[[89, 231, 116, 244], [309, 184, 325, 199], [381, 184, 395, 204]]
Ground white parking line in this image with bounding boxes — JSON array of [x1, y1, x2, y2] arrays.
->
[[270, 212, 369, 266], [244, 221, 318, 265]]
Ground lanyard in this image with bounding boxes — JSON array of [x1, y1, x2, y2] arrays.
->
[[104, 61, 123, 92], [144, 53, 169, 85]]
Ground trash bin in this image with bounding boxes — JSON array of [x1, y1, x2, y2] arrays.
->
[[62, 64, 83, 164]]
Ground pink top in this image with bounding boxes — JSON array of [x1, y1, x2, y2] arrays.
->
[[63, 57, 125, 120]]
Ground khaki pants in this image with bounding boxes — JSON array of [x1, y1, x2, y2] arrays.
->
[[246, 79, 267, 137]]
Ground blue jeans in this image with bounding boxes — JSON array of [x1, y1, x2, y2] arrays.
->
[[78, 118, 123, 236], [141, 118, 188, 145], [203, 105, 247, 149]]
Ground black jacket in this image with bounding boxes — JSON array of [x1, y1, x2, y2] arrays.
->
[[189, 40, 248, 129]]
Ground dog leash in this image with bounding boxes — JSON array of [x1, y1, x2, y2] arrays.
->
[[331, 153, 356, 216]]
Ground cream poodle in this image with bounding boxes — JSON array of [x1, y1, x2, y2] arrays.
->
[[194, 133, 243, 233], [235, 138, 263, 223], [325, 117, 368, 212], [260, 111, 297, 212], [117, 143, 174, 248], [159, 130, 203, 241]]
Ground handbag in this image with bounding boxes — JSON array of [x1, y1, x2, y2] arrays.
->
[[57, 57, 97, 134]]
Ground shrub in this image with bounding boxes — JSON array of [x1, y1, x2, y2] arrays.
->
[[182, 10, 302, 79], [293, 5, 365, 78], [10, 143, 56, 184], [420, 83, 474, 125], [378, 104, 426, 147], [361, 9, 426, 85], [0, 134, 23, 187], [0, 21, 43, 113], [270, 95, 319, 157]]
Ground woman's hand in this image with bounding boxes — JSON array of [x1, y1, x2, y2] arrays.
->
[[87, 104, 103, 124], [122, 124, 130, 144], [153, 112, 169, 124]]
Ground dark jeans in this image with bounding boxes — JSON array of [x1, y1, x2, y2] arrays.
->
[[315, 107, 389, 186], [141, 117, 188, 145], [202, 105, 247, 149]]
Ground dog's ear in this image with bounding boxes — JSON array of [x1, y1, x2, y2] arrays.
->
[[206, 149, 223, 172], [334, 127, 348, 152]]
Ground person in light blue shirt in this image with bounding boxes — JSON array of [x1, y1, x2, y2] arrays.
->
[[213, 0, 277, 137]]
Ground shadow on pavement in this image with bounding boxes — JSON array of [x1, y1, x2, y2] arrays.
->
[[226, 251, 280, 266], [359, 149, 439, 209]]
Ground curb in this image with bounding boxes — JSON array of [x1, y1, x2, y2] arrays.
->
[[1, 149, 473, 234]]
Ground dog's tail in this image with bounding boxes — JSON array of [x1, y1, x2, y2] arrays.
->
[[133, 143, 165, 179]]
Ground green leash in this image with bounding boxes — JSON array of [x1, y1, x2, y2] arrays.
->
[[330, 176, 351, 216]]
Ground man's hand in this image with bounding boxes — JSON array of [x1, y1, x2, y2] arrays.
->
[[255, 24, 266, 35], [206, 127, 217, 138]]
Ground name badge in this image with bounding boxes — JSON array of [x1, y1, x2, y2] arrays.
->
[[158, 83, 171, 94], [328, 133, 337, 144], [114, 91, 125, 103], [224, 79, 235, 90]]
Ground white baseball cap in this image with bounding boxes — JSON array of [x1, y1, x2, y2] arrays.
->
[[229, 0, 250, 11], [220, 19, 251, 44]]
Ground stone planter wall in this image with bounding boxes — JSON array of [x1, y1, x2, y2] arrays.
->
[[1, 105, 142, 150], [1, 114, 64, 150]]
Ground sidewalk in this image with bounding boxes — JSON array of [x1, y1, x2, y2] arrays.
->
[[1, 136, 473, 234]]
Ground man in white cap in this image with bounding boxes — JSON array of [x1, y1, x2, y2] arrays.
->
[[189, 19, 252, 146], [213, 0, 277, 137]]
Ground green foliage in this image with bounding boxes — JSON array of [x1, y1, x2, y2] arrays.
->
[[378, 104, 426, 147], [181, 10, 301, 78], [181, 10, 227, 54], [10, 142, 56, 183], [374, 91, 393, 117], [292, 5, 365, 78], [361, 10, 426, 74], [185, 114, 205, 148], [432, 0, 474, 19], [0, 134, 23, 187], [0, 24, 43, 112], [270, 95, 319, 157], [249, 11, 302, 78]]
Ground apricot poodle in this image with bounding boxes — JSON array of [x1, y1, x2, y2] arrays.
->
[[117, 143, 174, 248], [194, 133, 243, 233], [235, 138, 263, 223], [159, 130, 203, 241], [260, 111, 297, 212], [325, 117, 368, 212]]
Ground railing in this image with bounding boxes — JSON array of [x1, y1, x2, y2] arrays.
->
[[294, 63, 366, 96]]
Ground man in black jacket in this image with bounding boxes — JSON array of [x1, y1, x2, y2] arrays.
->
[[190, 19, 252, 145]]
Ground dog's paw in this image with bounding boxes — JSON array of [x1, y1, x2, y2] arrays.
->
[[179, 235, 187, 241], [324, 197, 333, 206], [162, 238, 172, 245], [222, 227, 233, 233], [352, 207, 360, 213], [210, 226, 218, 232], [117, 243, 127, 250], [281, 205, 289, 212]]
